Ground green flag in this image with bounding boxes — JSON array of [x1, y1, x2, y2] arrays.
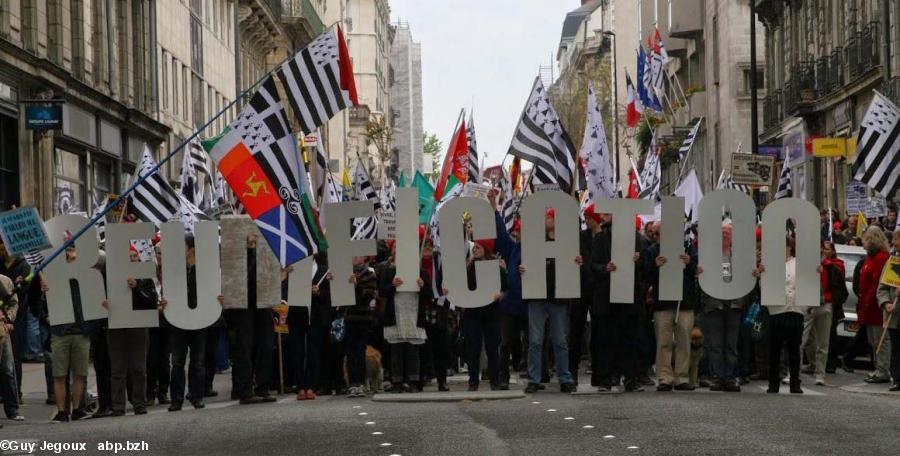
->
[[413, 171, 436, 224], [398, 170, 407, 187]]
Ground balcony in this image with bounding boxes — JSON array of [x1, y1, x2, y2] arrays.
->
[[826, 48, 843, 94], [282, 0, 325, 44], [349, 105, 371, 127], [763, 90, 783, 131], [783, 62, 815, 113], [846, 22, 880, 82]]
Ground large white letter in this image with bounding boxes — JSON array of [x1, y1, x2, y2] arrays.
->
[[597, 198, 653, 303], [520, 190, 580, 299], [394, 188, 420, 292], [761, 198, 820, 308], [658, 196, 686, 301], [697, 189, 756, 300], [219, 215, 281, 309], [41, 215, 106, 326], [286, 255, 316, 308], [439, 196, 499, 308], [106, 222, 157, 329], [161, 221, 222, 330], [322, 201, 377, 307]]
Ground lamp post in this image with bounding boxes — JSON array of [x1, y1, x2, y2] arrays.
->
[[603, 31, 620, 189]]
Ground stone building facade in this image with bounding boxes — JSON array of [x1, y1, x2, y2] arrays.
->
[[389, 22, 422, 180]]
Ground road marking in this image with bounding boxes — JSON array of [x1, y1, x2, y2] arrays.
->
[[366, 421, 376, 425], [372, 431, 384, 435], [627, 446, 640, 450], [604, 435, 616, 439], [379, 443, 392, 447], [582, 425, 594, 429], [359, 412, 369, 416], [546, 409, 557, 412], [564, 417, 575, 420]]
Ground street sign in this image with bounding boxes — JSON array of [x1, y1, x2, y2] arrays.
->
[[25, 105, 63, 131], [731, 154, 776, 187], [0, 206, 52, 256], [812, 137, 847, 157]]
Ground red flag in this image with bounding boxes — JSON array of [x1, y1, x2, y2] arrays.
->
[[435, 119, 468, 201], [510, 157, 521, 194], [627, 168, 640, 199], [337, 26, 359, 106], [625, 72, 641, 128]]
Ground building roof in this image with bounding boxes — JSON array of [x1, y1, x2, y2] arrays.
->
[[559, 1, 603, 50]]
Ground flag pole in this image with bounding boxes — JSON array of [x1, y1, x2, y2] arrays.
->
[[31, 25, 344, 277]]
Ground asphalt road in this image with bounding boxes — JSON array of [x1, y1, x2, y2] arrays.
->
[[4, 364, 899, 456]]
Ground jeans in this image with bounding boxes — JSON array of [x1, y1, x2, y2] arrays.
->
[[225, 309, 275, 398], [801, 304, 833, 381], [527, 301, 572, 385], [867, 325, 892, 379], [345, 322, 368, 387], [500, 314, 527, 383], [768, 312, 803, 386], [147, 327, 171, 400], [654, 309, 695, 386], [25, 311, 43, 359], [108, 328, 148, 411], [1, 335, 19, 417], [170, 328, 206, 403], [703, 308, 742, 380], [568, 299, 590, 381], [462, 305, 501, 385], [91, 329, 112, 411]]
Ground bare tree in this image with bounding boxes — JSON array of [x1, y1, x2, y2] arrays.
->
[[363, 115, 394, 184]]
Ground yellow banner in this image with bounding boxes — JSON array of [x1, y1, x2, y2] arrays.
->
[[812, 137, 847, 157], [881, 256, 900, 289]]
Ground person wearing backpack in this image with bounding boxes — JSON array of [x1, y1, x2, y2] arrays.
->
[[801, 241, 846, 385]]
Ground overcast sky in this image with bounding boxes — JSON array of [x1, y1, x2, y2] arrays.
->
[[389, 1, 575, 168]]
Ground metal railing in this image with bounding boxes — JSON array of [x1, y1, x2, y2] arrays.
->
[[815, 56, 829, 97], [847, 22, 880, 81], [827, 48, 843, 94], [763, 90, 783, 131], [282, 0, 325, 36]]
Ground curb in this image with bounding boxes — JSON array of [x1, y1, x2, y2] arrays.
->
[[839, 383, 900, 398], [371, 390, 526, 402]]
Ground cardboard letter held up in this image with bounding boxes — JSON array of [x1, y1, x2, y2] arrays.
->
[[439, 197, 500, 308], [323, 201, 377, 307], [697, 189, 756, 300], [41, 215, 107, 326], [761, 198, 820, 307], [106, 222, 158, 329], [520, 191, 580, 299], [161, 221, 222, 330], [596, 198, 653, 303], [658, 196, 686, 301]]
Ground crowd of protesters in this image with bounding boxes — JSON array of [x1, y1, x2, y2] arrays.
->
[[0, 199, 897, 427]]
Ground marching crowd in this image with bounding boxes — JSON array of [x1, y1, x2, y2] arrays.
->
[[0, 198, 897, 427]]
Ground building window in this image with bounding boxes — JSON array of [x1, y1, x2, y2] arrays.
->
[[191, 15, 204, 76], [192, 74, 204, 129], [740, 68, 765, 96], [172, 59, 179, 117], [183, 65, 190, 120], [91, 159, 114, 209], [54, 149, 86, 215], [161, 51, 169, 111]]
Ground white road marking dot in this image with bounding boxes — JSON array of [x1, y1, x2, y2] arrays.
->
[[627, 446, 639, 450], [388, 454, 402, 456], [352, 406, 361, 409], [365, 421, 376, 425], [583, 425, 594, 429], [380, 443, 392, 447], [564, 417, 574, 420], [546, 409, 557, 412], [372, 431, 384, 435], [359, 412, 369, 416], [531, 401, 541, 404], [604, 435, 616, 439]]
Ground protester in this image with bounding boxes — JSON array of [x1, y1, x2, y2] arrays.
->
[[700, 222, 751, 392], [44, 246, 101, 422], [877, 229, 899, 391], [570, 204, 601, 386], [494, 216, 528, 387], [344, 255, 378, 397], [377, 241, 430, 392], [0, 239, 33, 406], [756, 236, 804, 394], [147, 244, 171, 405], [883, 206, 897, 232], [163, 236, 207, 411], [644, 221, 698, 391], [0, 270, 23, 422], [858, 226, 892, 384], [801, 241, 845, 386], [460, 239, 505, 391], [419, 237, 451, 392]]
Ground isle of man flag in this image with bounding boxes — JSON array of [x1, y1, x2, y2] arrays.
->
[[204, 76, 324, 266]]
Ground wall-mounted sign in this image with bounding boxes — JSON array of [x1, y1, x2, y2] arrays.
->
[[25, 105, 63, 131], [812, 137, 848, 157]]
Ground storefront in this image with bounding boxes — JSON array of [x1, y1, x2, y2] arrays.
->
[[0, 80, 19, 211]]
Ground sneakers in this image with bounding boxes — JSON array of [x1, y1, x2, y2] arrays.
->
[[656, 383, 673, 392], [524, 383, 539, 394], [864, 375, 890, 384], [70, 409, 88, 421], [814, 378, 825, 386], [50, 411, 69, 423], [596, 385, 613, 394], [624, 382, 644, 393], [674, 383, 695, 391], [709, 379, 724, 391], [347, 386, 366, 398], [7, 414, 24, 421], [888, 384, 900, 392], [560, 382, 577, 393], [438, 382, 450, 392]]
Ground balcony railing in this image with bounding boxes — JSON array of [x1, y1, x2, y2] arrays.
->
[[783, 63, 815, 113], [827, 48, 843, 94], [846, 22, 880, 81], [815, 57, 828, 97], [763, 90, 783, 131]]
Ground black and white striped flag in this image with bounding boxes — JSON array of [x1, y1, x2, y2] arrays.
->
[[716, 170, 752, 194], [179, 137, 211, 209], [467, 112, 479, 183], [639, 134, 661, 200], [500, 168, 516, 233], [130, 145, 204, 230], [277, 26, 358, 135], [508, 76, 577, 194], [91, 191, 108, 244], [773, 159, 792, 200], [851, 92, 900, 199], [351, 160, 379, 240], [313, 133, 328, 202], [678, 118, 702, 161]]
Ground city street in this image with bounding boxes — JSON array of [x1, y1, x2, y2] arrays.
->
[[4, 362, 899, 456]]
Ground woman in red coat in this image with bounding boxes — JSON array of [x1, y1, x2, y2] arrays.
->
[[858, 226, 891, 383]]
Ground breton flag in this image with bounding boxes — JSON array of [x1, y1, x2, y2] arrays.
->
[[773, 158, 792, 200], [851, 92, 900, 199], [649, 27, 670, 92], [638, 134, 661, 200], [499, 167, 517, 232], [466, 111, 480, 183], [179, 137, 212, 208], [508, 76, 577, 194], [313, 133, 328, 203], [351, 159, 379, 240], [637, 46, 662, 112], [129, 145, 186, 226], [203, 76, 324, 267], [678, 118, 702, 161], [435, 117, 469, 201], [625, 72, 642, 128], [277, 26, 358, 134], [91, 191, 108, 244], [716, 170, 752, 194], [581, 82, 616, 201]]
